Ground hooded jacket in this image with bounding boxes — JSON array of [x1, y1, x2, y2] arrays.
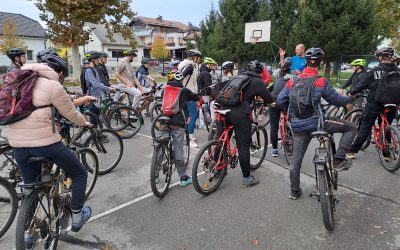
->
[[197, 64, 212, 96], [178, 59, 199, 93]]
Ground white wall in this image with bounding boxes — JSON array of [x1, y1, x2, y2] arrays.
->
[[0, 37, 46, 69]]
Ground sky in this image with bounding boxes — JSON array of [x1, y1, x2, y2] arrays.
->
[[0, 0, 219, 28]]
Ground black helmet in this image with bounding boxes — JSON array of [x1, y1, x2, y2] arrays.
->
[[281, 57, 292, 70], [123, 49, 137, 56], [101, 52, 108, 58], [85, 51, 101, 61], [187, 49, 202, 57], [7, 48, 26, 60], [41, 54, 69, 77], [304, 48, 325, 62], [375, 47, 395, 58], [36, 49, 59, 62], [141, 57, 151, 64], [171, 60, 180, 66], [222, 61, 235, 71], [248, 60, 264, 73]]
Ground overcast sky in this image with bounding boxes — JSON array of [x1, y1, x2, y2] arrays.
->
[[1, 0, 219, 27]]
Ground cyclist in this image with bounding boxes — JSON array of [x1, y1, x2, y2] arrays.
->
[[96, 52, 111, 87], [171, 59, 180, 71], [36, 49, 58, 63], [8, 54, 92, 237], [136, 57, 156, 93], [178, 49, 202, 148], [217, 60, 273, 187], [198, 57, 216, 129], [269, 57, 293, 157], [115, 49, 144, 108], [339, 59, 367, 110], [346, 47, 399, 160], [277, 48, 356, 200], [6, 48, 26, 72]]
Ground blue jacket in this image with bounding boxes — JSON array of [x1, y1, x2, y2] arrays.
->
[[85, 66, 111, 99]]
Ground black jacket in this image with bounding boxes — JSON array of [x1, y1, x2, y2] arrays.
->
[[340, 70, 367, 92], [197, 64, 212, 96], [271, 74, 292, 100], [167, 80, 199, 127], [95, 64, 110, 86], [349, 63, 400, 103]]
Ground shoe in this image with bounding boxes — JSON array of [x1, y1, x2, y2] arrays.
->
[[333, 158, 352, 171], [289, 188, 302, 200], [271, 149, 279, 157], [242, 175, 259, 188], [190, 139, 199, 148], [199, 124, 206, 129], [179, 176, 192, 187], [24, 232, 33, 250], [346, 152, 356, 159], [71, 206, 92, 232]]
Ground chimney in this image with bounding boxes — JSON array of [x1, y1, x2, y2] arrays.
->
[[156, 15, 163, 21]]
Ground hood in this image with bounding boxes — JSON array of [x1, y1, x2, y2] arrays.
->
[[200, 64, 211, 72], [21, 63, 59, 81], [378, 62, 399, 72], [244, 71, 262, 79], [167, 79, 183, 88]]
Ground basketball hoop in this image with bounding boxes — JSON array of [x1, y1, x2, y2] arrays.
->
[[250, 36, 260, 45]]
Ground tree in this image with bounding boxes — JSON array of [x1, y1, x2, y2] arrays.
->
[[391, 32, 400, 52], [376, 0, 400, 39], [151, 36, 169, 60], [33, 0, 135, 80], [0, 18, 28, 55], [185, 40, 195, 50]]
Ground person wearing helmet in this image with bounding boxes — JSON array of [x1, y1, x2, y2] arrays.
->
[[162, 70, 200, 186], [339, 59, 367, 111], [269, 57, 293, 157], [277, 47, 355, 200], [346, 47, 399, 160], [95, 52, 111, 87], [36, 49, 59, 63], [6, 48, 26, 72], [171, 59, 181, 71], [115, 49, 143, 108], [136, 57, 156, 93], [178, 49, 202, 145], [9, 54, 93, 238]]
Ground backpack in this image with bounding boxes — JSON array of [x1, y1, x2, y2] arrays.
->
[[162, 85, 182, 115], [289, 76, 318, 119], [215, 75, 251, 106], [375, 69, 400, 104], [80, 67, 96, 95], [0, 70, 51, 125]]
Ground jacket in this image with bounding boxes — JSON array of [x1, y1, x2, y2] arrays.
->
[[197, 64, 212, 96], [261, 67, 271, 84], [136, 65, 150, 87], [8, 63, 87, 147], [95, 64, 110, 87], [86, 66, 111, 98], [271, 74, 292, 100], [178, 59, 199, 92], [340, 70, 367, 92]]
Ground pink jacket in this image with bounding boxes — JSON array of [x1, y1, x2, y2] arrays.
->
[[8, 63, 87, 147]]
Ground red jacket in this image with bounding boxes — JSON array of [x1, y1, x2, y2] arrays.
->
[[261, 67, 271, 84]]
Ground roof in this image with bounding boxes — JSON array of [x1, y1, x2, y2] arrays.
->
[[0, 12, 46, 38], [131, 16, 190, 32]]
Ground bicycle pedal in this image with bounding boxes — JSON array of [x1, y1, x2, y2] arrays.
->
[[309, 192, 318, 197]]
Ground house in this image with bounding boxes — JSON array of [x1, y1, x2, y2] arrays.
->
[[0, 12, 47, 71], [130, 16, 200, 60]]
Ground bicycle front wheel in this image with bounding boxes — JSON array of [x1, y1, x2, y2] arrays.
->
[[150, 143, 172, 198], [149, 102, 162, 122], [77, 148, 99, 200], [318, 169, 335, 231], [283, 124, 294, 165], [250, 126, 268, 170], [107, 106, 142, 139], [0, 177, 18, 238], [378, 126, 400, 172]]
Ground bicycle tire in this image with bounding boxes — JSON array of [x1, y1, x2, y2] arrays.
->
[[349, 111, 371, 151], [283, 124, 294, 165], [149, 103, 162, 122], [151, 113, 164, 139], [150, 143, 172, 198], [83, 129, 123, 175], [83, 111, 104, 129], [207, 119, 217, 141], [183, 130, 190, 167], [343, 108, 363, 121], [378, 126, 400, 172], [77, 148, 99, 200], [0, 177, 18, 238], [192, 140, 227, 196], [16, 187, 60, 250], [318, 169, 335, 232], [250, 126, 268, 170], [106, 105, 142, 139]]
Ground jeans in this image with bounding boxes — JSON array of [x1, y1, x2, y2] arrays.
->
[[171, 128, 188, 179], [269, 106, 281, 149], [113, 83, 142, 108], [13, 141, 88, 211], [199, 96, 210, 127], [187, 101, 198, 135]]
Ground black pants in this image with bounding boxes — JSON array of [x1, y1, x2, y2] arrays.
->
[[217, 112, 252, 178], [351, 103, 396, 153], [269, 106, 281, 149], [86, 103, 100, 126]]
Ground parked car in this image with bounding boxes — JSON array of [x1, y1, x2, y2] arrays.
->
[[340, 63, 350, 70], [367, 61, 379, 70], [159, 62, 175, 73]]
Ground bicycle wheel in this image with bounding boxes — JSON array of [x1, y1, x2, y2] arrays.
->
[[378, 126, 400, 172], [350, 112, 371, 151], [343, 108, 363, 122], [0, 177, 18, 238], [107, 106, 142, 139], [183, 130, 190, 167], [192, 140, 227, 195], [77, 148, 99, 200], [150, 143, 173, 198], [283, 124, 294, 165], [16, 187, 60, 250], [83, 111, 104, 130], [149, 102, 162, 121], [83, 129, 123, 175], [318, 169, 335, 231], [207, 119, 217, 141], [151, 113, 164, 138], [250, 126, 268, 170]]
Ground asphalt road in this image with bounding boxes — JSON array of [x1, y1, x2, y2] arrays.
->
[[1, 114, 400, 250]]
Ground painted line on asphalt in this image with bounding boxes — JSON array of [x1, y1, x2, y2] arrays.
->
[[137, 133, 153, 140]]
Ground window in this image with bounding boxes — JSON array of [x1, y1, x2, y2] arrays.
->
[[27, 50, 33, 60], [111, 50, 124, 58]]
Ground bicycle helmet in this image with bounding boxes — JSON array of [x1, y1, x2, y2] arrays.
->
[[248, 60, 264, 73], [222, 61, 235, 71], [187, 49, 202, 57], [41, 54, 69, 77], [282, 57, 292, 70], [85, 51, 101, 61], [123, 49, 137, 56], [6, 48, 26, 60], [173, 71, 184, 81], [304, 48, 325, 62], [141, 57, 151, 64], [203, 57, 216, 65], [375, 47, 394, 57], [350, 59, 366, 67], [36, 49, 59, 62]]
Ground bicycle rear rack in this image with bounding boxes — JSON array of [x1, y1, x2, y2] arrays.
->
[[313, 148, 328, 165]]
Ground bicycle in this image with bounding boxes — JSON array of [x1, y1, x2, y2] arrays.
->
[[192, 108, 268, 195], [343, 107, 371, 151], [0, 176, 18, 238], [198, 96, 212, 132], [82, 94, 122, 129], [106, 103, 142, 139], [279, 111, 293, 165]]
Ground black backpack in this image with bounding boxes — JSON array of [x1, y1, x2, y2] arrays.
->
[[375, 69, 400, 104], [215, 75, 251, 106], [289, 76, 318, 118], [80, 67, 96, 95]]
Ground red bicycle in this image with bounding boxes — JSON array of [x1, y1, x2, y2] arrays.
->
[[279, 111, 294, 164], [192, 108, 268, 195]]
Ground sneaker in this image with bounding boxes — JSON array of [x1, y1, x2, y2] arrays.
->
[[289, 188, 303, 200], [190, 139, 199, 148], [242, 175, 259, 188], [24, 232, 33, 250], [346, 152, 356, 159], [271, 149, 279, 157], [333, 158, 352, 171], [179, 176, 192, 187], [71, 206, 92, 232]]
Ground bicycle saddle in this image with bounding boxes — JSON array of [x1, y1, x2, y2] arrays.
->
[[384, 104, 397, 108], [27, 157, 53, 164], [158, 116, 172, 124], [311, 130, 329, 137], [216, 109, 231, 116]]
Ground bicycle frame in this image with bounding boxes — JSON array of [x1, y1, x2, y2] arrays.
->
[[209, 124, 237, 172], [373, 108, 391, 151], [279, 112, 289, 145]]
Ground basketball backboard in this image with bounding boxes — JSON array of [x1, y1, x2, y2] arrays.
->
[[244, 21, 271, 43]]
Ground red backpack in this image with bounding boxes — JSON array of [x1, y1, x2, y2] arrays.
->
[[0, 70, 51, 125], [162, 85, 182, 116]]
